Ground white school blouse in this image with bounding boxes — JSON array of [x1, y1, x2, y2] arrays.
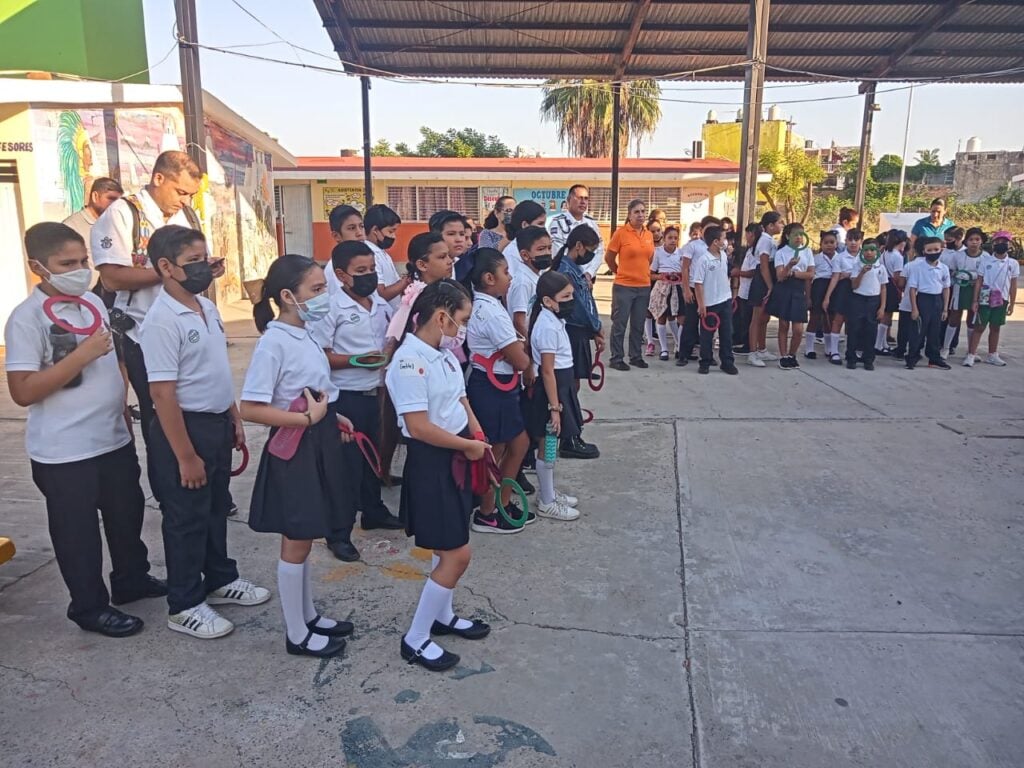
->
[[242, 320, 338, 409], [385, 333, 468, 438], [651, 246, 682, 274], [530, 307, 574, 370], [468, 292, 519, 376]]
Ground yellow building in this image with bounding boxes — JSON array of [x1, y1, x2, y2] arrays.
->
[[701, 107, 805, 164]]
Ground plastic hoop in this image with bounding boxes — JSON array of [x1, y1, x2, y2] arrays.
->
[[42, 295, 102, 336], [471, 351, 520, 392], [661, 273, 683, 284], [338, 424, 383, 478], [581, 408, 594, 424], [859, 251, 880, 267], [952, 269, 973, 287], [494, 477, 529, 528], [230, 443, 249, 477], [701, 311, 720, 332], [349, 352, 389, 369], [588, 348, 605, 392]]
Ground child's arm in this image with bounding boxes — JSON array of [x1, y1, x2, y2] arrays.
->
[[1009, 277, 1018, 315], [229, 402, 246, 449], [680, 257, 693, 301], [909, 287, 920, 318], [876, 285, 887, 321], [971, 275, 982, 312], [460, 396, 483, 438], [377, 275, 411, 302], [513, 312, 536, 384], [851, 265, 871, 289], [6, 328, 113, 407], [941, 286, 950, 321], [540, 351, 561, 436], [758, 253, 774, 293], [794, 264, 815, 282], [239, 388, 327, 428], [150, 382, 206, 489], [499, 340, 531, 372], [694, 282, 706, 317], [403, 411, 487, 459], [822, 272, 840, 311]]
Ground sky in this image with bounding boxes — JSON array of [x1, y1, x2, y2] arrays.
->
[[142, 0, 1024, 163]]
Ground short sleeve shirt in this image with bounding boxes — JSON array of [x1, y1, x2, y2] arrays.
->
[[548, 213, 604, 279], [814, 251, 838, 281], [906, 259, 951, 295], [608, 226, 655, 288], [468, 292, 519, 376], [652, 246, 682, 274], [241, 321, 338, 410], [978, 254, 1019, 300], [738, 250, 760, 300], [691, 250, 732, 307], [530, 307, 574, 370], [384, 333, 468, 438], [681, 239, 710, 287], [774, 246, 815, 274], [881, 250, 905, 281], [307, 289, 391, 392], [507, 263, 540, 319], [365, 240, 403, 309], [852, 257, 890, 297], [911, 216, 955, 239]]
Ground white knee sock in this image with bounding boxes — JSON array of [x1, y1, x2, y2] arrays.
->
[[280, 560, 327, 650], [656, 323, 669, 353], [644, 317, 654, 344], [303, 560, 337, 630], [875, 324, 888, 350], [535, 458, 556, 504], [405, 577, 449, 660], [943, 324, 957, 350], [805, 333, 816, 354], [434, 576, 472, 631], [431, 553, 440, 571], [668, 320, 680, 347], [826, 333, 837, 356]]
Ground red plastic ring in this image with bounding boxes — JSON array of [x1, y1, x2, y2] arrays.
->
[[581, 408, 594, 424], [588, 349, 605, 392], [661, 273, 683, 284], [701, 311, 720, 332], [339, 424, 383, 478], [231, 443, 249, 477], [471, 352, 520, 392], [43, 295, 102, 336], [732, 297, 739, 313]]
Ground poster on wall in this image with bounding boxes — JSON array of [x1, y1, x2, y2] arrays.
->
[[323, 187, 365, 218], [681, 188, 711, 222], [514, 188, 569, 220], [480, 186, 508, 217]]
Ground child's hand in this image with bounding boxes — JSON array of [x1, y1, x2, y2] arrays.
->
[[911, 309, 920, 321], [1008, 303, 1015, 317], [179, 454, 207, 489], [550, 411, 561, 437], [523, 365, 537, 386], [232, 417, 246, 450], [463, 439, 490, 461], [729, 267, 740, 278], [876, 308, 886, 322], [77, 326, 114, 362], [972, 301, 979, 313], [336, 414, 355, 443], [683, 288, 694, 304], [304, 387, 328, 425]]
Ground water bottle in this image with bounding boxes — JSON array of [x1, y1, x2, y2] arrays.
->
[[49, 325, 82, 388], [267, 394, 310, 460], [544, 420, 558, 464]]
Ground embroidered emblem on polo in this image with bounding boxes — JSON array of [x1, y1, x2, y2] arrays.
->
[[187, 329, 201, 343], [100, 237, 112, 249]]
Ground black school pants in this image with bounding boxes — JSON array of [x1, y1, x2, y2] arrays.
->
[[699, 299, 735, 367], [121, 336, 158, 496], [30, 443, 152, 623], [335, 390, 387, 530], [150, 410, 238, 614], [679, 297, 699, 360], [732, 296, 751, 349], [845, 293, 881, 365], [907, 293, 944, 366]]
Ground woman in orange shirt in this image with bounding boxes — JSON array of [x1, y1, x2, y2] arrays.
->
[[605, 199, 656, 370]]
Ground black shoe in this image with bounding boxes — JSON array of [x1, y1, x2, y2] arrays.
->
[[629, 357, 649, 369], [675, 356, 688, 367], [928, 360, 951, 370], [431, 616, 491, 640], [778, 357, 793, 370], [948, 347, 957, 357], [328, 540, 360, 562], [732, 345, 751, 355], [864, 361, 875, 371], [846, 360, 857, 369], [401, 638, 460, 671], [698, 364, 710, 374], [361, 513, 404, 530], [559, 436, 600, 460], [286, 630, 346, 658], [227, 501, 238, 517], [721, 363, 739, 375], [111, 575, 168, 606], [471, 509, 525, 534], [875, 347, 892, 357], [75, 607, 144, 638], [804, 351, 817, 360], [515, 470, 535, 495], [893, 351, 905, 360], [306, 615, 354, 638], [610, 360, 630, 371], [790, 357, 800, 369], [688, 352, 699, 361]]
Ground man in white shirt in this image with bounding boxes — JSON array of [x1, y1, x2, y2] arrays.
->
[[548, 184, 603, 282], [62, 177, 124, 259]]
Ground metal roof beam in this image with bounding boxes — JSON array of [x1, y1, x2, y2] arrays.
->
[[313, 0, 372, 74], [615, 0, 654, 80], [361, 44, 1024, 58]]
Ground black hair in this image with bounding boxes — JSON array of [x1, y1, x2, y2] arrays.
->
[[884, 229, 908, 252], [720, 216, 734, 229], [847, 228, 864, 241], [700, 215, 721, 229], [945, 226, 965, 242], [702, 225, 725, 246], [759, 211, 783, 228], [516, 225, 550, 255], [483, 196, 516, 230], [930, 197, 946, 207], [363, 204, 401, 232], [89, 177, 123, 196], [406, 231, 445, 279], [838, 206, 858, 225], [551, 224, 600, 271], [664, 224, 681, 237], [148, 224, 206, 269], [780, 222, 804, 245], [469, 247, 508, 292], [428, 209, 468, 233], [745, 222, 761, 235], [528, 271, 571, 342], [567, 183, 589, 198], [153, 150, 201, 181], [331, 240, 374, 273], [24, 222, 84, 265], [253, 253, 321, 333], [918, 236, 944, 255], [328, 204, 362, 234], [963, 227, 988, 245], [507, 200, 546, 241], [819, 230, 838, 242]]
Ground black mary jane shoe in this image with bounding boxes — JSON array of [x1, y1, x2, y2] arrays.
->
[[431, 616, 491, 640], [75, 607, 144, 638], [401, 638, 460, 671], [306, 615, 354, 638], [111, 575, 168, 606], [286, 630, 346, 658]]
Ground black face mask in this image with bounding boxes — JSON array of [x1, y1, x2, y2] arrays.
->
[[576, 249, 596, 266], [532, 255, 553, 271], [993, 242, 1010, 255], [556, 299, 576, 319], [349, 272, 379, 297], [378, 235, 396, 250], [178, 261, 214, 294], [925, 252, 941, 263]]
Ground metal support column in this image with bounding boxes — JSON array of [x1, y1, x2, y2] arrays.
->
[[360, 75, 373, 208], [854, 82, 878, 216], [735, 0, 770, 232], [174, 0, 206, 173], [896, 85, 914, 212], [610, 84, 622, 233]]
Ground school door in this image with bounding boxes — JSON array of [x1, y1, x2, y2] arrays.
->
[[280, 184, 313, 259], [0, 160, 30, 340]]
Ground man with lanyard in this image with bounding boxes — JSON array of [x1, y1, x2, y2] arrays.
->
[[91, 151, 224, 500], [548, 184, 604, 283]]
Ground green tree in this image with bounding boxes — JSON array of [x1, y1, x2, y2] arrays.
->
[[414, 126, 511, 158], [916, 148, 941, 167], [758, 146, 826, 222], [539, 79, 662, 158], [873, 153, 903, 181], [371, 138, 397, 157], [394, 142, 412, 155]]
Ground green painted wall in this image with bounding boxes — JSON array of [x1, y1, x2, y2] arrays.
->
[[0, 0, 149, 83]]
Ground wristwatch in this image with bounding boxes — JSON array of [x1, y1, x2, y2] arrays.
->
[[547, 403, 563, 412]]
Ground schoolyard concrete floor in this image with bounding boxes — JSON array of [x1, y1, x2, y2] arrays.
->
[[1, 284, 1022, 768]]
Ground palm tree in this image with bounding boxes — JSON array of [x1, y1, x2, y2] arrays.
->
[[540, 79, 662, 158], [915, 148, 941, 167]]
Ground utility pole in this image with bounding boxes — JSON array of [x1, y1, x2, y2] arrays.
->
[[175, 0, 207, 173], [897, 86, 914, 212], [736, 0, 771, 233], [853, 82, 878, 217]]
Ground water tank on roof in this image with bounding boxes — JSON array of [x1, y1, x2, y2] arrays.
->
[[706, 110, 718, 123], [768, 104, 783, 122], [965, 136, 982, 153], [735, 108, 743, 122]]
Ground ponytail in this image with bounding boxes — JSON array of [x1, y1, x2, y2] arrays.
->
[[551, 225, 600, 271], [527, 271, 570, 343], [406, 231, 443, 280], [252, 253, 319, 333]]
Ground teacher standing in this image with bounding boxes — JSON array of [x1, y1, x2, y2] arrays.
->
[[605, 199, 655, 371]]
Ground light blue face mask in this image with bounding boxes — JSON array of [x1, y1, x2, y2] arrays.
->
[[294, 291, 331, 323]]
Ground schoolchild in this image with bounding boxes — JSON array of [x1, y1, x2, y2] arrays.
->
[[507, 226, 553, 342], [383, 280, 492, 671], [501, 201, 548, 270], [429, 210, 471, 278], [904, 237, 951, 370], [823, 228, 864, 364], [139, 225, 269, 639], [677, 216, 720, 365], [363, 204, 412, 309], [875, 229, 908, 356], [768, 224, 815, 369], [240, 253, 358, 657], [326, 205, 365, 295], [806, 230, 839, 359], [842, 240, 888, 371], [745, 211, 784, 367], [5, 223, 164, 637], [731, 223, 760, 354], [964, 230, 1018, 367], [943, 227, 986, 358], [691, 225, 739, 375], [648, 225, 685, 361]]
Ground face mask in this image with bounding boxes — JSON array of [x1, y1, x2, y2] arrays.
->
[[532, 255, 553, 271], [292, 291, 331, 323], [441, 314, 466, 350], [556, 299, 576, 320], [40, 266, 93, 297], [925, 252, 941, 263], [576, 249, 596, 266], [378, 235, 396, 250], [177, 260, 214, 294], [993, 242, 1010, 255], [349, 272, 378, 297]]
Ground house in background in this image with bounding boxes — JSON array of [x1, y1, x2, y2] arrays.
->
[[953, 139, 1024, 202]]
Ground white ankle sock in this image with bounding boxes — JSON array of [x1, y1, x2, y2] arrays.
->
[[405, 578, 449, 660], [656, 324, 669, 353], [875, 324, 888, 350], [535, 458, 556, 504], [943, 324, 957, 349], [668, 320, 680, 347], [644, 318, 654, 344], [303, 560, 336, 630], [805, 333, 816, 354], [280, 560, 327, 650]]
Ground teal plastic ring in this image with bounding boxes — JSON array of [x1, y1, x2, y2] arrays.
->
[[494, 478, 529, 528], [350, 353, 389, 369]]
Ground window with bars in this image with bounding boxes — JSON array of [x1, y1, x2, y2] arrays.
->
[[386, 186, 480, 221], [584, 186, 683, 224]]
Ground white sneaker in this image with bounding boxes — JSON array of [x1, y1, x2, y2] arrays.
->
[[759, 349, 779, 362], [747, 351, 766, 367], [554, 491, 578, 507], [207, 577, 271, 606], [985, 353, 1007, 366], [940, 348, 949, 360], [168, 602, 234, 639], [962, 354, 976, 367], [537, 499, 580, 521]]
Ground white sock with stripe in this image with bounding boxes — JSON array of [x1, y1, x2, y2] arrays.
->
[[280, 560, 327, 650], [535, 458, 556, 505], [875, 324, 888, 350], [805, 333, 816, 354], [644, 317, 655, 345]]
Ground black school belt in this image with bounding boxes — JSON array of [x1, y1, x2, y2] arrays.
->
[[341, 387, 380, 397]]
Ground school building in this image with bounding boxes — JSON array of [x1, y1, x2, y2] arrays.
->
[[273, 156, 763, 263]]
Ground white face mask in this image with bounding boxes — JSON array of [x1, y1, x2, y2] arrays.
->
[[39, 265, 93, 297]]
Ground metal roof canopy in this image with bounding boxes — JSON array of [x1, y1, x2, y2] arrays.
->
[[312, 0, 1024, 229]]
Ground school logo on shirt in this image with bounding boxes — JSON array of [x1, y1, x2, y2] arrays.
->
[[339, 313, 362, 326], [187, 329, 201, 344], [100, 236, 112, 250], [399, 358, 424, 377]]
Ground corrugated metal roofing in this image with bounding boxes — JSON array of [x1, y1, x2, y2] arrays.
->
[[313, 0, 1024, 83]]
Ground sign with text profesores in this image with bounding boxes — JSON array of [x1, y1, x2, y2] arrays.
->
[[514, 188, 569, 221]]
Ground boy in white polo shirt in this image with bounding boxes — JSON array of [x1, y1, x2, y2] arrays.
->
[[692, 225, 738, 375], [140, 225, 269, 639], [905, 236, 951, 370], [5, 223, 164, 637], [363, 204, 411, 310], [310, 241, 403, 547]]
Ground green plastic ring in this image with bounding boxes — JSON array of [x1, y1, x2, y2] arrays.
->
[[494, 478, 530, 528], [350, 353, 389, 369], [953, 269, 973, 287]]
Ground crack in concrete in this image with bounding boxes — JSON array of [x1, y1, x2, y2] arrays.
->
[[0, 556, 56, 594], [505, 620, 682, 643], [691, 627, 1024, 638], [0, 663, 83, 704]]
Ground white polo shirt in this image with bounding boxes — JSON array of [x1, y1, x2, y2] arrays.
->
[[754, 233, 777, 263], [308, 288, 391, 392], [507, 261, 541, 319], [906, 258, 951, 296], [4, 289, 131, 463], [851, 256, 888, 297], [814, 251, 838, 280], [939, 245, 964, 271], [881, 250, 905, 282], [774, 246, 815, 275], [951, 251, 984, 281], [548, 212, 604, 279], [468, 292, 519, 376], [139, 291, 235, 413], [652, 246, 682, 274], [90, 189, 198, 343], [63, 208, 98, 257], [242, 320, 339, 409], [738, 250, 760, 300], [898, 259, 919, 312], [365, 240, 403, 309], [325, 263, 342, 295], [978, 254, 1020, 300], [530, 307, 574, 370], [681, 239, 710, 287], [835, 251, 857, 278], [384, 332, 468, 438], [691, 249, 733, 307]]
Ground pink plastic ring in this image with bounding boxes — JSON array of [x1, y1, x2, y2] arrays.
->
[[231, 444, 249, 477], [701, 312, 720, 332], [472, 352, 520, 392], [339, 425, 383, 478], [582, 408, 595, 424], [43, 295, 102, 336], [588, 349, 605, 392]]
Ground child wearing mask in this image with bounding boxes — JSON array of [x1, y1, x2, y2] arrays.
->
[[807, 230, 839, 360], [823, 228, 864, 364], [964, 230, 1018, 367], [363, 204, 411, 309], [943, 227, 986, 359], [326, 205, 365, 295], [904, 237, 951, 370], [875, 230, 908, 357]]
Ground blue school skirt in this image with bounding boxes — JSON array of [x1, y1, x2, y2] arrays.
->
[[466, 368, 525, 444]]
